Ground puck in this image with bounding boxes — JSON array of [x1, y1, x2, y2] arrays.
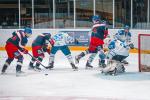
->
[[45, 74, 48, 75]]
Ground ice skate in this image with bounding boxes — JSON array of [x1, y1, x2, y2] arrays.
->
[[16, 71, 26, 77], [70, 63, 78, 71], [1, 64, 8, 75], [28, 66, 35, 70], [46, 61, 54, 69], [75, 52, 85, 64], [86, 62, 93, 69], [99, 63, 106, 68], [34, 66, 42, 72], [28, 62, 35, 70], [1, 71, 6, 75]]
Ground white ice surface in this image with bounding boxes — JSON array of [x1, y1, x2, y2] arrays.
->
[[0, 51, 150, 100]]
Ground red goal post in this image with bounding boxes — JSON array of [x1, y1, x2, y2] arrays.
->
[[138, 34, 150, 72]]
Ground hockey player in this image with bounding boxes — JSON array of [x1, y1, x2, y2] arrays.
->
[[114, 25, 134, 64], [46, 31, 78, 70], [75, 15, 108, 68], [1, 27, 32, 76], [28, 33, 54, 71], [101, 32, 134, 75]]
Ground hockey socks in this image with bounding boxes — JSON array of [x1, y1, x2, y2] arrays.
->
[[86, 53, 96, 69], [75, 51, 86, 64]]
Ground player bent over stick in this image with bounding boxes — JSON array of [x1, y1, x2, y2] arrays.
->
[[28, 33, 54, 71], [1, 27, 32, 76], [101, 36, 134, 75], [75, 15, 108, 69], [46, 31, 78, 70]]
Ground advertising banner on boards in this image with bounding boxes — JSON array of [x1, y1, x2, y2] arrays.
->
[[62, 31, 90, 46]]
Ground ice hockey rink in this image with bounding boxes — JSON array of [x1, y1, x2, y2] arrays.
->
[[0, 51, 150, 100]]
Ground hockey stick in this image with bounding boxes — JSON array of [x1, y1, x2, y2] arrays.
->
[[27, 53, 47, 69]]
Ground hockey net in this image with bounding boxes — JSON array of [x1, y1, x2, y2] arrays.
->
[[138, 34, 150, 72]]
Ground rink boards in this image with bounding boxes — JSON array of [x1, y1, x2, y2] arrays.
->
[[0, 29, 150, 53]]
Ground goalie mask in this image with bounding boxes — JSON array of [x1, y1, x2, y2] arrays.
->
[[124, 25, 130, 33]]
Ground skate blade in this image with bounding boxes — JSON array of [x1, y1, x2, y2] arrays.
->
[[73, 68, 78, 71], [16, 73, 27, 77], [1, 72, 7, 75], [28, 67, 35, 70], [85, 67, 93, 70], [34, 68, 42, 72]]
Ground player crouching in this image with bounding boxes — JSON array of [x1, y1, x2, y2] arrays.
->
[[1, 27, 32, 76], [101, 38, 134, 76], [28, 33, 53, 71]]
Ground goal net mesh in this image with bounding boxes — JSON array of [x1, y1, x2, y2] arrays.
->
[[138, 34, 150, 72]]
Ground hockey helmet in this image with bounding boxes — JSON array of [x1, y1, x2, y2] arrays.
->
[[92, 15, 100, 23], [24, 27, 32, 37], [42, 33, 51, 40]]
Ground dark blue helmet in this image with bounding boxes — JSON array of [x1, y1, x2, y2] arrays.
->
[[24, 27, 32, 37], [42, 33, 51, 40], [92, 15, 100, 22]]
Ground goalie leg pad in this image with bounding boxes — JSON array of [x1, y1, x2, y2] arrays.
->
[[101, 60, 117, 74], [116, 62, 125, 73]]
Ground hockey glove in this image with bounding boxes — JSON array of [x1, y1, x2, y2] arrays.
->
[[129, 43, 134, 49], [42, 44, 48, 52], [22, 48, 28, 54], [49, 39, 54, 46], [46, 48, 51, 54]]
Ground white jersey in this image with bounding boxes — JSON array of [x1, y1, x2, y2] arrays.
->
[[114, 40, 129, 56], [52, 32, 73, 46], [108, 40, 130, 57]]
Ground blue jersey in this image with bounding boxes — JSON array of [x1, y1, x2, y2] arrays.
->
[[7, 30, 28, 50], [91, 23, 108, 40], [32, 34, 50, 47]]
